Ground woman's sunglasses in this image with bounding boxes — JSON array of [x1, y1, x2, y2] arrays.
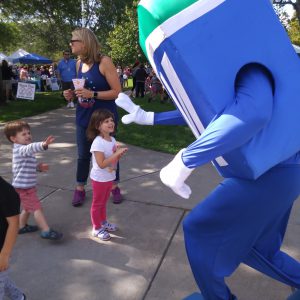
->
[[70, 39, 81, 44]]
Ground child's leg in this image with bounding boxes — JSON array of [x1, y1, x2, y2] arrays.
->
[[19, 210, 30, 228], [15, 187, 50, 233], [0, 270, 23, 300], [33, 209, 50, 232], [91, 180, 113, 230], [16, 188, 41, 229]]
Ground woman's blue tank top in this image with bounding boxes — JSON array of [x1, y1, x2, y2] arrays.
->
[[76, 62, 118, 128]]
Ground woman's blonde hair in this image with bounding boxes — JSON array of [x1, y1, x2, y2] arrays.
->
[[72, 27, 101, 64]]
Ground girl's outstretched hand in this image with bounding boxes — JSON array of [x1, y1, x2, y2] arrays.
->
[[116, 147, 128, 158]]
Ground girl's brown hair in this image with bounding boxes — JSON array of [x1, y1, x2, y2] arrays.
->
[[86, 109, 114, 141], [4, 120, 30, 143], [72, 27, 102, 64]]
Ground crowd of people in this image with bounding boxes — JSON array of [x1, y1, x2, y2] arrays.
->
[[0, 60, 61, 106], [116, 62, 170, 103]]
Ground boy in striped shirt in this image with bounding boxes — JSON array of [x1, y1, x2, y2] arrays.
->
[[4, 121, 62, 241]]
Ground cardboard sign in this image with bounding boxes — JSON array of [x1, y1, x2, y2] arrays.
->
[[16, 82, 36, 100]]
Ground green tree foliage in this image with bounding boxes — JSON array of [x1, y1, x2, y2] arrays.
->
[[0, 0, 81, 58], [272, 1, 300, 45], [107, 2, 146, 66], [0, 0, 132, 60], [0, 21, 20, 53], [287, 15, 300, 44], [90, 1, 132, 42], [273, 0, 300, 26]]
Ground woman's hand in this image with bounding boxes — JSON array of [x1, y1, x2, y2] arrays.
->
[[74, 88, 93, 99], [63, 89, 75, 101]]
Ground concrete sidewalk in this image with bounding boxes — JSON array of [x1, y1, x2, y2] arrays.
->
[[0, 107, 299, 300]]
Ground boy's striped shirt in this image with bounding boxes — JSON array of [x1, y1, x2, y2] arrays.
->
[[12, 142, 45, 189]]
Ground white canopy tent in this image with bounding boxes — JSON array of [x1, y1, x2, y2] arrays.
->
[[0, 52, 8, 62], [6, 49, 29, 63]]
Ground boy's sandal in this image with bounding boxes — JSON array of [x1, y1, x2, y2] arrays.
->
[[19, 224, 39, 234], [40, 229, 63, 240]]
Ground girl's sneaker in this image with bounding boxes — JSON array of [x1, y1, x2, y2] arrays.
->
[[102, 221, 117, 232], [92, 228, 111, 241]]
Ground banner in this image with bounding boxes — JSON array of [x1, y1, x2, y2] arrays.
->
[[16, 82, 36, 100]]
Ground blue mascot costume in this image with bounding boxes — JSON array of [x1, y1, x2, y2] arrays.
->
[[116, 0, 300, 299]]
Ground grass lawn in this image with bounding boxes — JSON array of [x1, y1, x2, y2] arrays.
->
[[0, 91, 65, 123], [0, 87, 195, 154], [118, 95, 194, 154]]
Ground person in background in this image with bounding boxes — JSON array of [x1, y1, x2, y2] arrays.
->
[[40, 66, 51, 92], [1, 60, 14, 104], [87, 109, 127, 241], [135, 64, 148, 98], [116, 65, 124, 88], [129, 61, 139, 97], [19, 66, 28, 81], [122, 67, 130, 88], [63, 27, 123, 206], [57, 50, 76, 108], [0, 177, 26, 300], [148, 71, 164, 103]]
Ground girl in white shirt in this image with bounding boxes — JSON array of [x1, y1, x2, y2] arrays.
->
[[87, 109, 127, 241]]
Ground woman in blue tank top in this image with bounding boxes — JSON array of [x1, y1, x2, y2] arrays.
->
[[63, 27, 123, 206]]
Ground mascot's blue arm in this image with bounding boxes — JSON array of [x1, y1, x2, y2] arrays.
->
[[154, 109, 187, 125], [154, 65, 274, 169]]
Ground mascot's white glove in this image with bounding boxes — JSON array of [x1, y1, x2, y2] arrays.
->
[[160, 149, 194, 199], [116, 93, 154, 125]]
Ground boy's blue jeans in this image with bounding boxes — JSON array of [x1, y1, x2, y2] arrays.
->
[[76, 125, 119, 186]]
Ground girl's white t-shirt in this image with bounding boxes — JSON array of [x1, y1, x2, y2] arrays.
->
[[90, 136, 117, 182]]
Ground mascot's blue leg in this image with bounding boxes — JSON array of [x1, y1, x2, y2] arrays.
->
[[183, 292, 237, 300], [182, 292, 204, 300], [183, 165, 300, 300]]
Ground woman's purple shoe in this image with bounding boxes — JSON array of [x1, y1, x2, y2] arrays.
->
[[72, 189, 85, 207], [111, 186, 123, 204]]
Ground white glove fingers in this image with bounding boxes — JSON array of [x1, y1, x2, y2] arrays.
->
[[116, 93, 138, 113], [121, 114, 134, 124]]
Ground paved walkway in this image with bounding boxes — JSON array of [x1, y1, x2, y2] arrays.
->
[[0, 106, 299, 300]]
